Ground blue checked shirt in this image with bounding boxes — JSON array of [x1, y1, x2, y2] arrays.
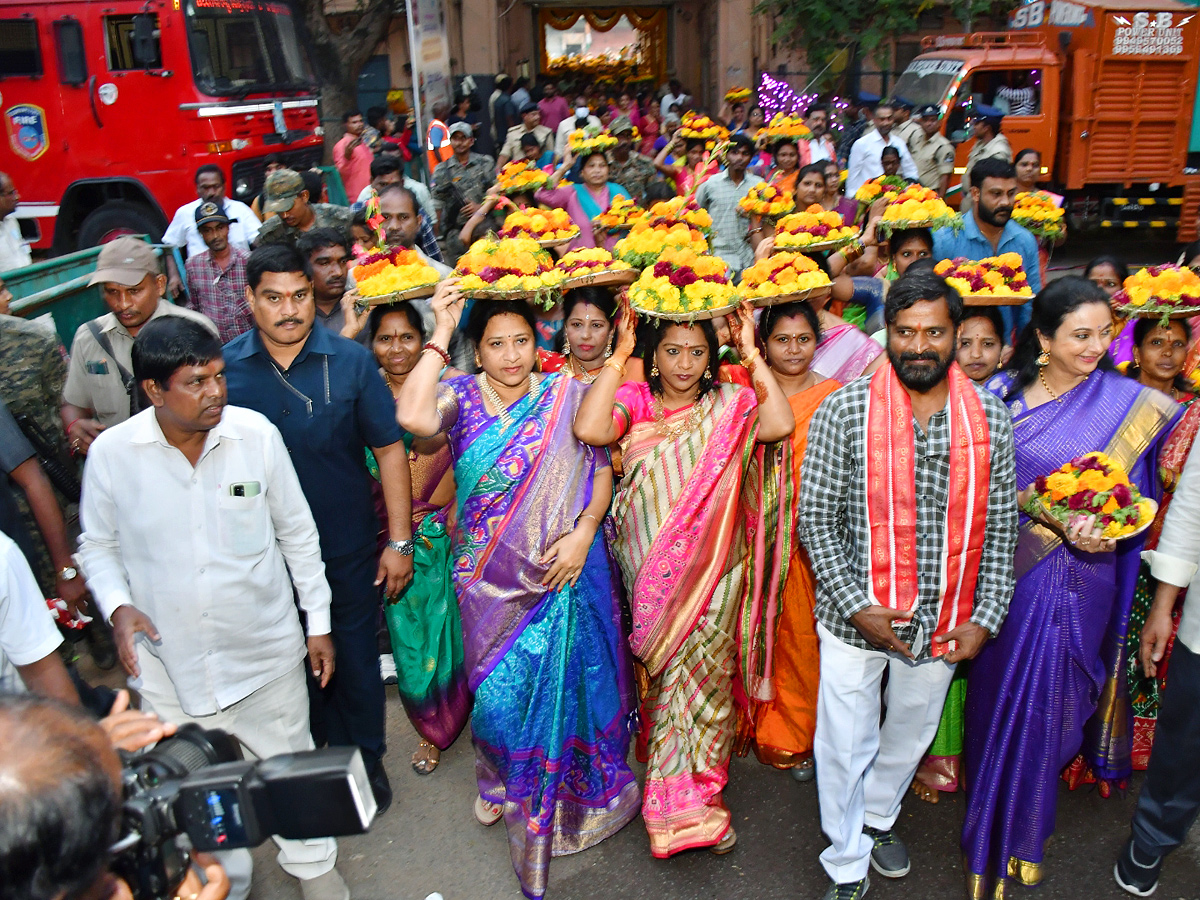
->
[[799, 374, 1018, 657]]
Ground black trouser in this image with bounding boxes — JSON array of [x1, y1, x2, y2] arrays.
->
[[306, 546, 386, 775], [1131, 639, 1200, 856]]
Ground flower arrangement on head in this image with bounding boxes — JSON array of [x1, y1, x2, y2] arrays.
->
[[738, 183, 794, 220], [352, 246, 442, 303], [614, 221, 710, 268], [1012, 191, 1066, 241], [738, 251, 832, 303], [933, 254, 1033, 298], [1028, 451, 1156, 540], [758, 112, 813, 148], [854, 174, 911, 205], [641, 196, 714, 236], [496, 160, 549, 197], [595, 194, 644, 231], [568, 124, 618, 156], [773, 204, 859, 250], [627, 247, 739, 317], [678, 112, 729, 150], [350, 195, 441, 305], [877, 184, 961, 237], [453, 236, 566, 307], [498, 207, 579, 245], [1114, 264, 1200, 323], [725, 86, 752, 105], [556, 247, 636, 286]]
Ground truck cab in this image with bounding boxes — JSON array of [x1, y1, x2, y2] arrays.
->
[[893, 0, 1200, 238], [0, 0, 324, 254]]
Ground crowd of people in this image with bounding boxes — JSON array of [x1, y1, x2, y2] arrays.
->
[[4, 74, 1200, 900]]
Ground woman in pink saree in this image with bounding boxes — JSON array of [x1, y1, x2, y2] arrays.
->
[[575, 299, 796, 857]]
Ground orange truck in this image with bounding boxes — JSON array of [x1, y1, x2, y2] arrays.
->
[[892, 0, 1200, 240]]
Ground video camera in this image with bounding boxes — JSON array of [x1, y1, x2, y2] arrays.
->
[[110, 725, 377, 900]]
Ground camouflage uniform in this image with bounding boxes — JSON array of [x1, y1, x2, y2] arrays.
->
[[432, 152, 496, 264], [0, 315, 73, 596], [607, 151, 658, 206], [254, 203, 356, 247]]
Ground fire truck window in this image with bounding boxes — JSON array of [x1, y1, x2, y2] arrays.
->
[[54, 20, 87, 85], [105, 14, 163, 71], [0, 19, 43, 78]]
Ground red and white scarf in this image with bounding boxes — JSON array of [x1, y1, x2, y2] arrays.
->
[[865, 362, 990, 655]]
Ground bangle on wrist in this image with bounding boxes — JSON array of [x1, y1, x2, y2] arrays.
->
[[604, 359, 626, 377], [577, 513, 601, 528], [65, 417, 82, 437], [841, 240, 864, 263], [387, 538, 415, 556], [423, 342, 452, 366], [742, 348, 761, 368]]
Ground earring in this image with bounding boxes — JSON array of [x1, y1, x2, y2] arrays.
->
[[704, 366, 713, 381], [604, 332, 614, 358], [474, 352, 482, 370], [564, 337, 572, 356], [650, 360, 659, 377], [1036, 350, 1050, 367]]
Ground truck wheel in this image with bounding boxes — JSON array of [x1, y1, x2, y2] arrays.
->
[[76, 201, 164, 250]]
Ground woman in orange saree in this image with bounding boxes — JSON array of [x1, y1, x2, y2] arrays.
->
[[575, 299, 796, 858], [739, 301, 840, 781]]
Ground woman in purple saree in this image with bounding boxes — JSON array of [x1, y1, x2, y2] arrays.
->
[[397, 286, 639, 899], [963, 278, 1180, 898]]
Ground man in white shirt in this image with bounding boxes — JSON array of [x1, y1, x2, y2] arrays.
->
[[77, 316, 350, 900], [555, 98, 602, 160], [162, 164, 262, 297], [0, 531, 77, 702], [845, 102, 920, 196], [0, 171, 31, 274], [1116, 442, 1200, 897], [660, 79, 689, 118]]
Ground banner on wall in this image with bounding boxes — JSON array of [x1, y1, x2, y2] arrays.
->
[[406, 0, 453, 147]]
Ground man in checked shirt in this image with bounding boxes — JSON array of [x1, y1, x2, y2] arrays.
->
[[799, 271, 1018, 900]]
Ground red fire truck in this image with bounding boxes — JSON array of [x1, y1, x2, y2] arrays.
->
[[0, 0, 325, 254]]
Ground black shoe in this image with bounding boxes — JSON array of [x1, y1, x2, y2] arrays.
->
[[1114, 837, 1161, 896], [864, 826, 910, 878], [85, 622, 116, 670], [820, 875, 868, 900], [369, 763, 392, 815]]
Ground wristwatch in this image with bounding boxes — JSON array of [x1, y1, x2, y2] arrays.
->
[[387, 539, 415, 557], [58, 566, 79, 581]]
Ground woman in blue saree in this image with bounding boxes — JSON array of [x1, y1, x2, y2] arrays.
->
[[397, 282, 639, 899], [963, 277, 1180, 898]]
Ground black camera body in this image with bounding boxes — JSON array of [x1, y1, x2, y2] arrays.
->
[[112, 724, 377, 900]]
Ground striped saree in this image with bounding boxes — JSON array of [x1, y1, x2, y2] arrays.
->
[[610, 381, 768, 857]]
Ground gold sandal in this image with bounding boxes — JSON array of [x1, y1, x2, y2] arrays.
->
[[710, 825, 737, 855], [411, 740, 440, 775]]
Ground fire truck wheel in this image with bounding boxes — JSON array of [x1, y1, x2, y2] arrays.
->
[[76, 201, 164, 250]]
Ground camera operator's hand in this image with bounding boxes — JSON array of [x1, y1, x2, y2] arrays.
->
[[307, 634, 335, 688], [174, 852, 230, 900], [100, 689, 177, 752], [110, 605, 161, 678]]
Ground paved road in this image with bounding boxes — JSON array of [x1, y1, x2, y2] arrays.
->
[[237, 692, 1200, 900]]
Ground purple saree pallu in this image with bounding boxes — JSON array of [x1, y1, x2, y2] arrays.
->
[[962, 370, 1178, 897], [440, 372, 639, 899]]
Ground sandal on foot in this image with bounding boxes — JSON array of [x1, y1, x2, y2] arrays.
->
[[411, 740, 440, 775], [791, 758, 816, 783], [710, 825, 737, 855], [474, 795, 503, 826]]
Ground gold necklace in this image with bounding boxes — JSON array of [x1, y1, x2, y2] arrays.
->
[[569, 355, 599, 384], [651, 393, 705, 438], [1037, 367, 1063, 403], [477, 372, 540, 430]]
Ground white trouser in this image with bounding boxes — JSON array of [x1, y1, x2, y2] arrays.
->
[[813, 623, 956, 883], [138, 661, 339, 900]]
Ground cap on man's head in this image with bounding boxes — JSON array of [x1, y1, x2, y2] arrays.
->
[[916, 104, 941, 119], [972, 104, 1005, 122], [448, 121, 473, 138], [610, 115, 635, 135], [892, 96, 915, 111], [194, 201, 231, 227], [262, 169, 306, 214], [519, 101, 539, 116], [87, 237, 160, 287]]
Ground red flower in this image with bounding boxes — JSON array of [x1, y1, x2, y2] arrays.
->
[[479, 266, 503, 284], [653, 261, 673, 278], [1067, 489, 1097, 511], [1035, 475, 1048, 493], [669, 268, 698, 287], [1112, 483, 1133, 507]]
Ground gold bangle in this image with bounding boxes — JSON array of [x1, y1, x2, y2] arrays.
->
[[577, 513, 601, 526], [742, 348, 761, 367], [604, 359, 626, 377], [841, 240, 864, 263]]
